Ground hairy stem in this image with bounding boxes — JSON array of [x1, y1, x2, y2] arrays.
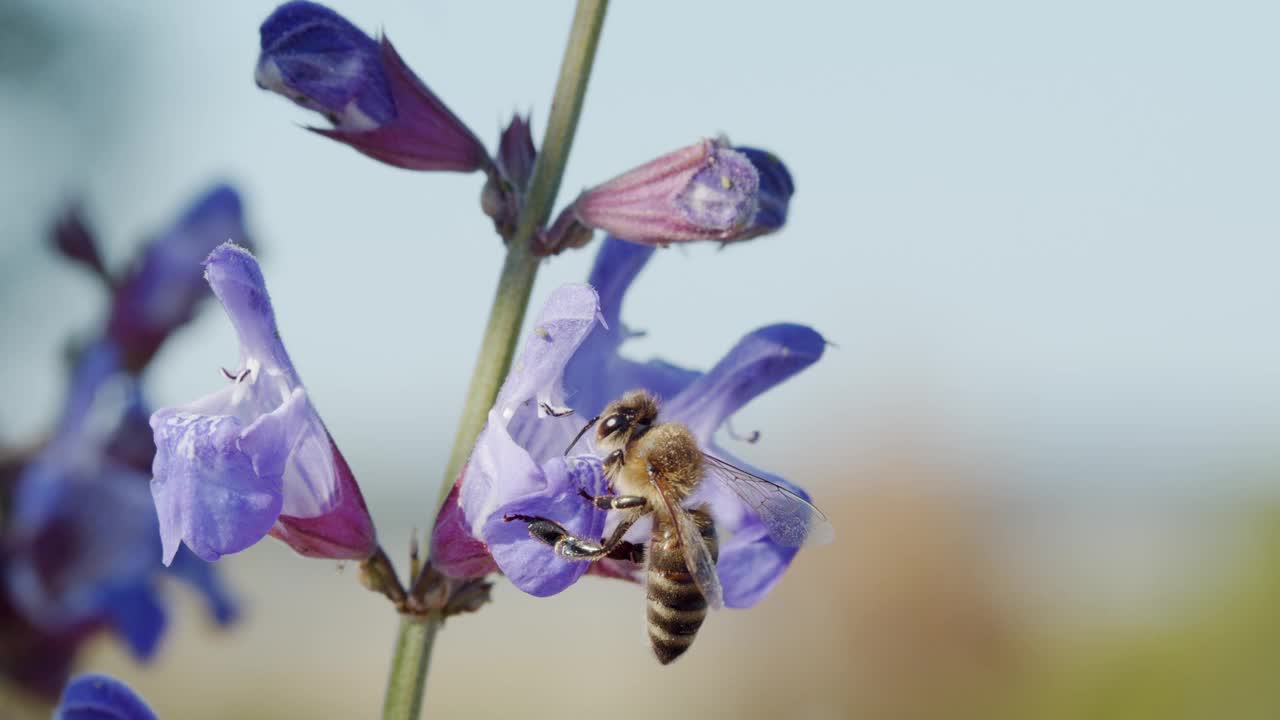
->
[[381, 2, 609, 718]]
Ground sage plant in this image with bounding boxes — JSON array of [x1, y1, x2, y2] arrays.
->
[[33, 1, 830, 716]]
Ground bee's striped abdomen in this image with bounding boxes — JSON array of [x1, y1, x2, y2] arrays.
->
[[645, 509, 718, 664]]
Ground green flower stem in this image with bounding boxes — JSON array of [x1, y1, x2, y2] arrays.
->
[[381, 2, 608, 718]]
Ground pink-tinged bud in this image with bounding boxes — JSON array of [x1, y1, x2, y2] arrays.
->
[[572, 138, 760, 246]]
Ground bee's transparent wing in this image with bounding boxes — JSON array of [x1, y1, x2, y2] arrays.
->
[[676, 506, 724, 610], [654, 478, 724, 610], [702, 453, 834, 547]]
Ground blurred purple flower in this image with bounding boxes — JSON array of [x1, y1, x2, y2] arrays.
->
[[433, 237, 824, 607], [50, 204, 110, 283], [1, 343, 236, 700], [150, 243, 377, 564], [256, 1, 490, 172], [54, 674, 157, 720], [569, 138, 761, 247], [106, 184, 252, 372]]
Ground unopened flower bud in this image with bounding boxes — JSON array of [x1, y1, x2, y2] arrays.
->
[[733, 146, 795, 241], [496, 113, 537, 193], [571, 138, 760, 246], [256, 1, 489, 172]]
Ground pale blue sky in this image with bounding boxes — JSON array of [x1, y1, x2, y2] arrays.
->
[[2, 1, 1278, 516]]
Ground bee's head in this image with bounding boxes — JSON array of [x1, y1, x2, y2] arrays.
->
[[594, 389, 659, 453]]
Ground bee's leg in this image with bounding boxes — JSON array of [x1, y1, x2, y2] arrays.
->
[[577, 488, 648, 512], [605, 539, 646, 564], [504, 512, 643, 561]]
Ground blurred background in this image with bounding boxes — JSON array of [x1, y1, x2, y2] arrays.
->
[[3, 0, 1279, 717]]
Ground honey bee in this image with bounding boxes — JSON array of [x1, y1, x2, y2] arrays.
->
[[507, 389, 833, 664]]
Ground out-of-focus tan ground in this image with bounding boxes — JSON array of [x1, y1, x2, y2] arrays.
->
[[5, 446, 1277, 720]]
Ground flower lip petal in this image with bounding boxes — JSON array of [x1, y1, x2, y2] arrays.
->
[[480, 455, 609, 597], [714, 519, 799, 608], [149, 407, 284, 564], [663, 323, 826, 441]]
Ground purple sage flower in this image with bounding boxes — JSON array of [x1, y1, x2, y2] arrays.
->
[[1, 343, 238, 699], [256, 1, 490, 172], [106, 184, 252, 372], [433, 236, 825, 607], [570, 138, 761, 247], [5, 344, 159, 651], [150, 243, 377, 564], [432, 284, 613, 596], [55, 674, 157, 720]]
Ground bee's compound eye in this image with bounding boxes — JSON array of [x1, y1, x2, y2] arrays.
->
[[602, 415, 623, 435]]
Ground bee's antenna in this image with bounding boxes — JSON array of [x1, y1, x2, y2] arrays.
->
[[564, 415, 600, 456]]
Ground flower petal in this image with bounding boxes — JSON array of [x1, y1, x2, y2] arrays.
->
[[716, 519, 799, 608], [163, 546, 239, 625], [203, 242, 292, 373], [564, 237, 699, 417], [149, 408, 283, 564], [663, 323, 825, 441], [55, 674, 158, 720], [495, 283, 602, 417], [479, 454, 609, 597], [107, 185, 250, 370], [101, 583, 166, 660], [5, 465, 159, 632]]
